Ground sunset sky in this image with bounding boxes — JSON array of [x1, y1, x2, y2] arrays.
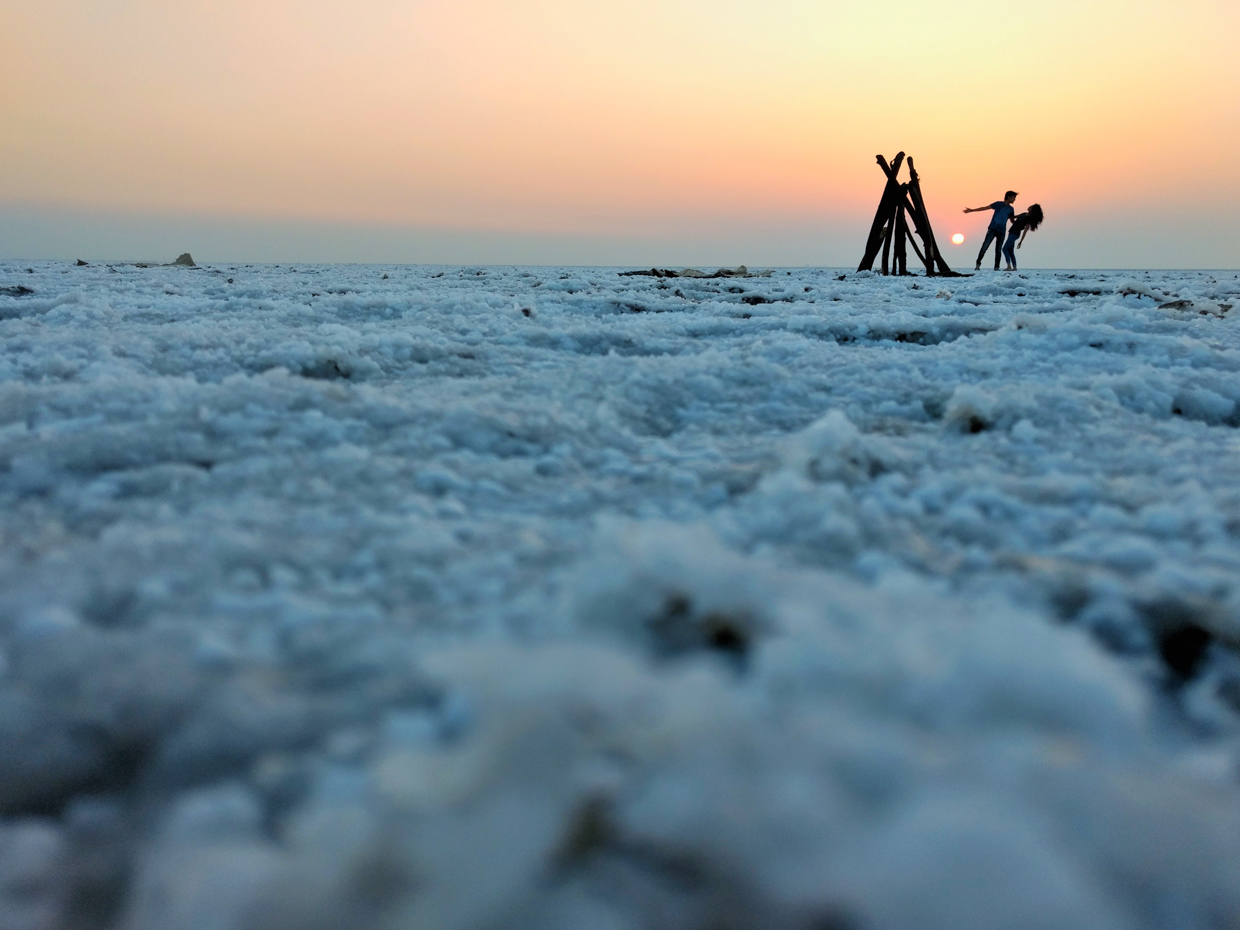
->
[[3, 0, 1238, 267]]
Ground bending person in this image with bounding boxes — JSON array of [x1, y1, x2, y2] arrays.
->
[[1002, 204, 1044, 271], [964, 191, 1017, 271]]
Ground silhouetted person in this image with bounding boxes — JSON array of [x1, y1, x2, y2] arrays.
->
[[964, 191, 1017, 271], [1002, 204, 1044, 271]]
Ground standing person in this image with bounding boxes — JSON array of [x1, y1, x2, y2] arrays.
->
[[1002, 204, 1044, 271], [963, 191, 1018, 271]]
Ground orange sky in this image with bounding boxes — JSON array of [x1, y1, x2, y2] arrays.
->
[[2, 0, 1238, 264]]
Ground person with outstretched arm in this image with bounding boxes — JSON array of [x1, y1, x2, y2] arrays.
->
[[963, 191, 1017, 271]]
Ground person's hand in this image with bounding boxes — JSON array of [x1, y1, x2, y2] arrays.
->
[[1017, 243, 1022, 249], [962, 208, 971, 213]]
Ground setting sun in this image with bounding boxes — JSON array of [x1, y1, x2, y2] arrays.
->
[[951, 233, 965, 245]]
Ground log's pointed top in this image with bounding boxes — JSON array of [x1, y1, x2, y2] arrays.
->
[[876, 152, 906, 181]]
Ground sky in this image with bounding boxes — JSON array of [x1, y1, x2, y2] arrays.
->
[[2, 0, 1238, 267]]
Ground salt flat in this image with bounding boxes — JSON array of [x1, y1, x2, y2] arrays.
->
[[2, 261, 1240, 930]]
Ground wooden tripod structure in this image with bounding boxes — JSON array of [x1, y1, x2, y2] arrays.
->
[[858, 152, 963, 277]]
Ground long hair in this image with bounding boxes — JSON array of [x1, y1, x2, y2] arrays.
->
[[1026, 203, 1044, 231]]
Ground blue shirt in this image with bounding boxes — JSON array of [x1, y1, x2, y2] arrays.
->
[[988, 201, 1015, 231]]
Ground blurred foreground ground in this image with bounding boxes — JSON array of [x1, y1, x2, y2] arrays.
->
[[2, 262, 1240, 930]]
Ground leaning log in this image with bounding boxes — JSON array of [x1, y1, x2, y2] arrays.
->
[[906, 157, 963, 277], [858, 152, 905, 272]]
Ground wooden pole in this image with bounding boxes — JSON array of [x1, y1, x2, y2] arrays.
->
[[899, 191, 937, 274], [906, 157, 962, 277], [858, 153, 905, 272], [880, 211, 894, 276], [894, 199, 909, 275]]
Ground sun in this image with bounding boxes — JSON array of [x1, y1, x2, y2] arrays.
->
[[951, 233, 965, 245]]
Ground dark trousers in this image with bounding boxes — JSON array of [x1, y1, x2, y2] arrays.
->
[[1002, 231, 1019, 269], [977, 227, 1004, 269]]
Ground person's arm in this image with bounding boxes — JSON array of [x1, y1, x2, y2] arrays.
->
[[1017, 229, 1028, 248], [963, 205, 993, 213]]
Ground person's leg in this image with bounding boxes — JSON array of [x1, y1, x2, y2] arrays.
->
[[993, 231, 1002, 270], [1003, 236, 1018, 270], [976, 229, 997, 269]]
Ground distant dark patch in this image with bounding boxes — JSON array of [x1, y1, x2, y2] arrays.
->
[[646, 593, 754, 672], [620, 268, 680, 278], [521, 307, 531, 317], [1220, 678, 1240, 714], [741, 295, 773, 305], [619, 267, 760, 280], [967, 415, 987, 434], [1160, 299, 1230, 317], [1136, 596, 1224, 681], [1059, 288, 1105, 297], [1157, 624, 1213, 680], [81, 588, 140, 630], [3, 727, 157, 818], [300, 359, 350, 380], [57, 804, 132, 930], [552, 796, 615, 871], [837, 274, 846, 281], [831, 326, 993, 348], [381, 273, 389, 279], [705, 617, 747, 658], [76, 259, 89, 266], [807, 910, 860, 930], [1047, 581, 1092, 624], [0, 285, 34, 297]]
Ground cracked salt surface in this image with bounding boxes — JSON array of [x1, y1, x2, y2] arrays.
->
[[2, 261, 1240, 929]]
